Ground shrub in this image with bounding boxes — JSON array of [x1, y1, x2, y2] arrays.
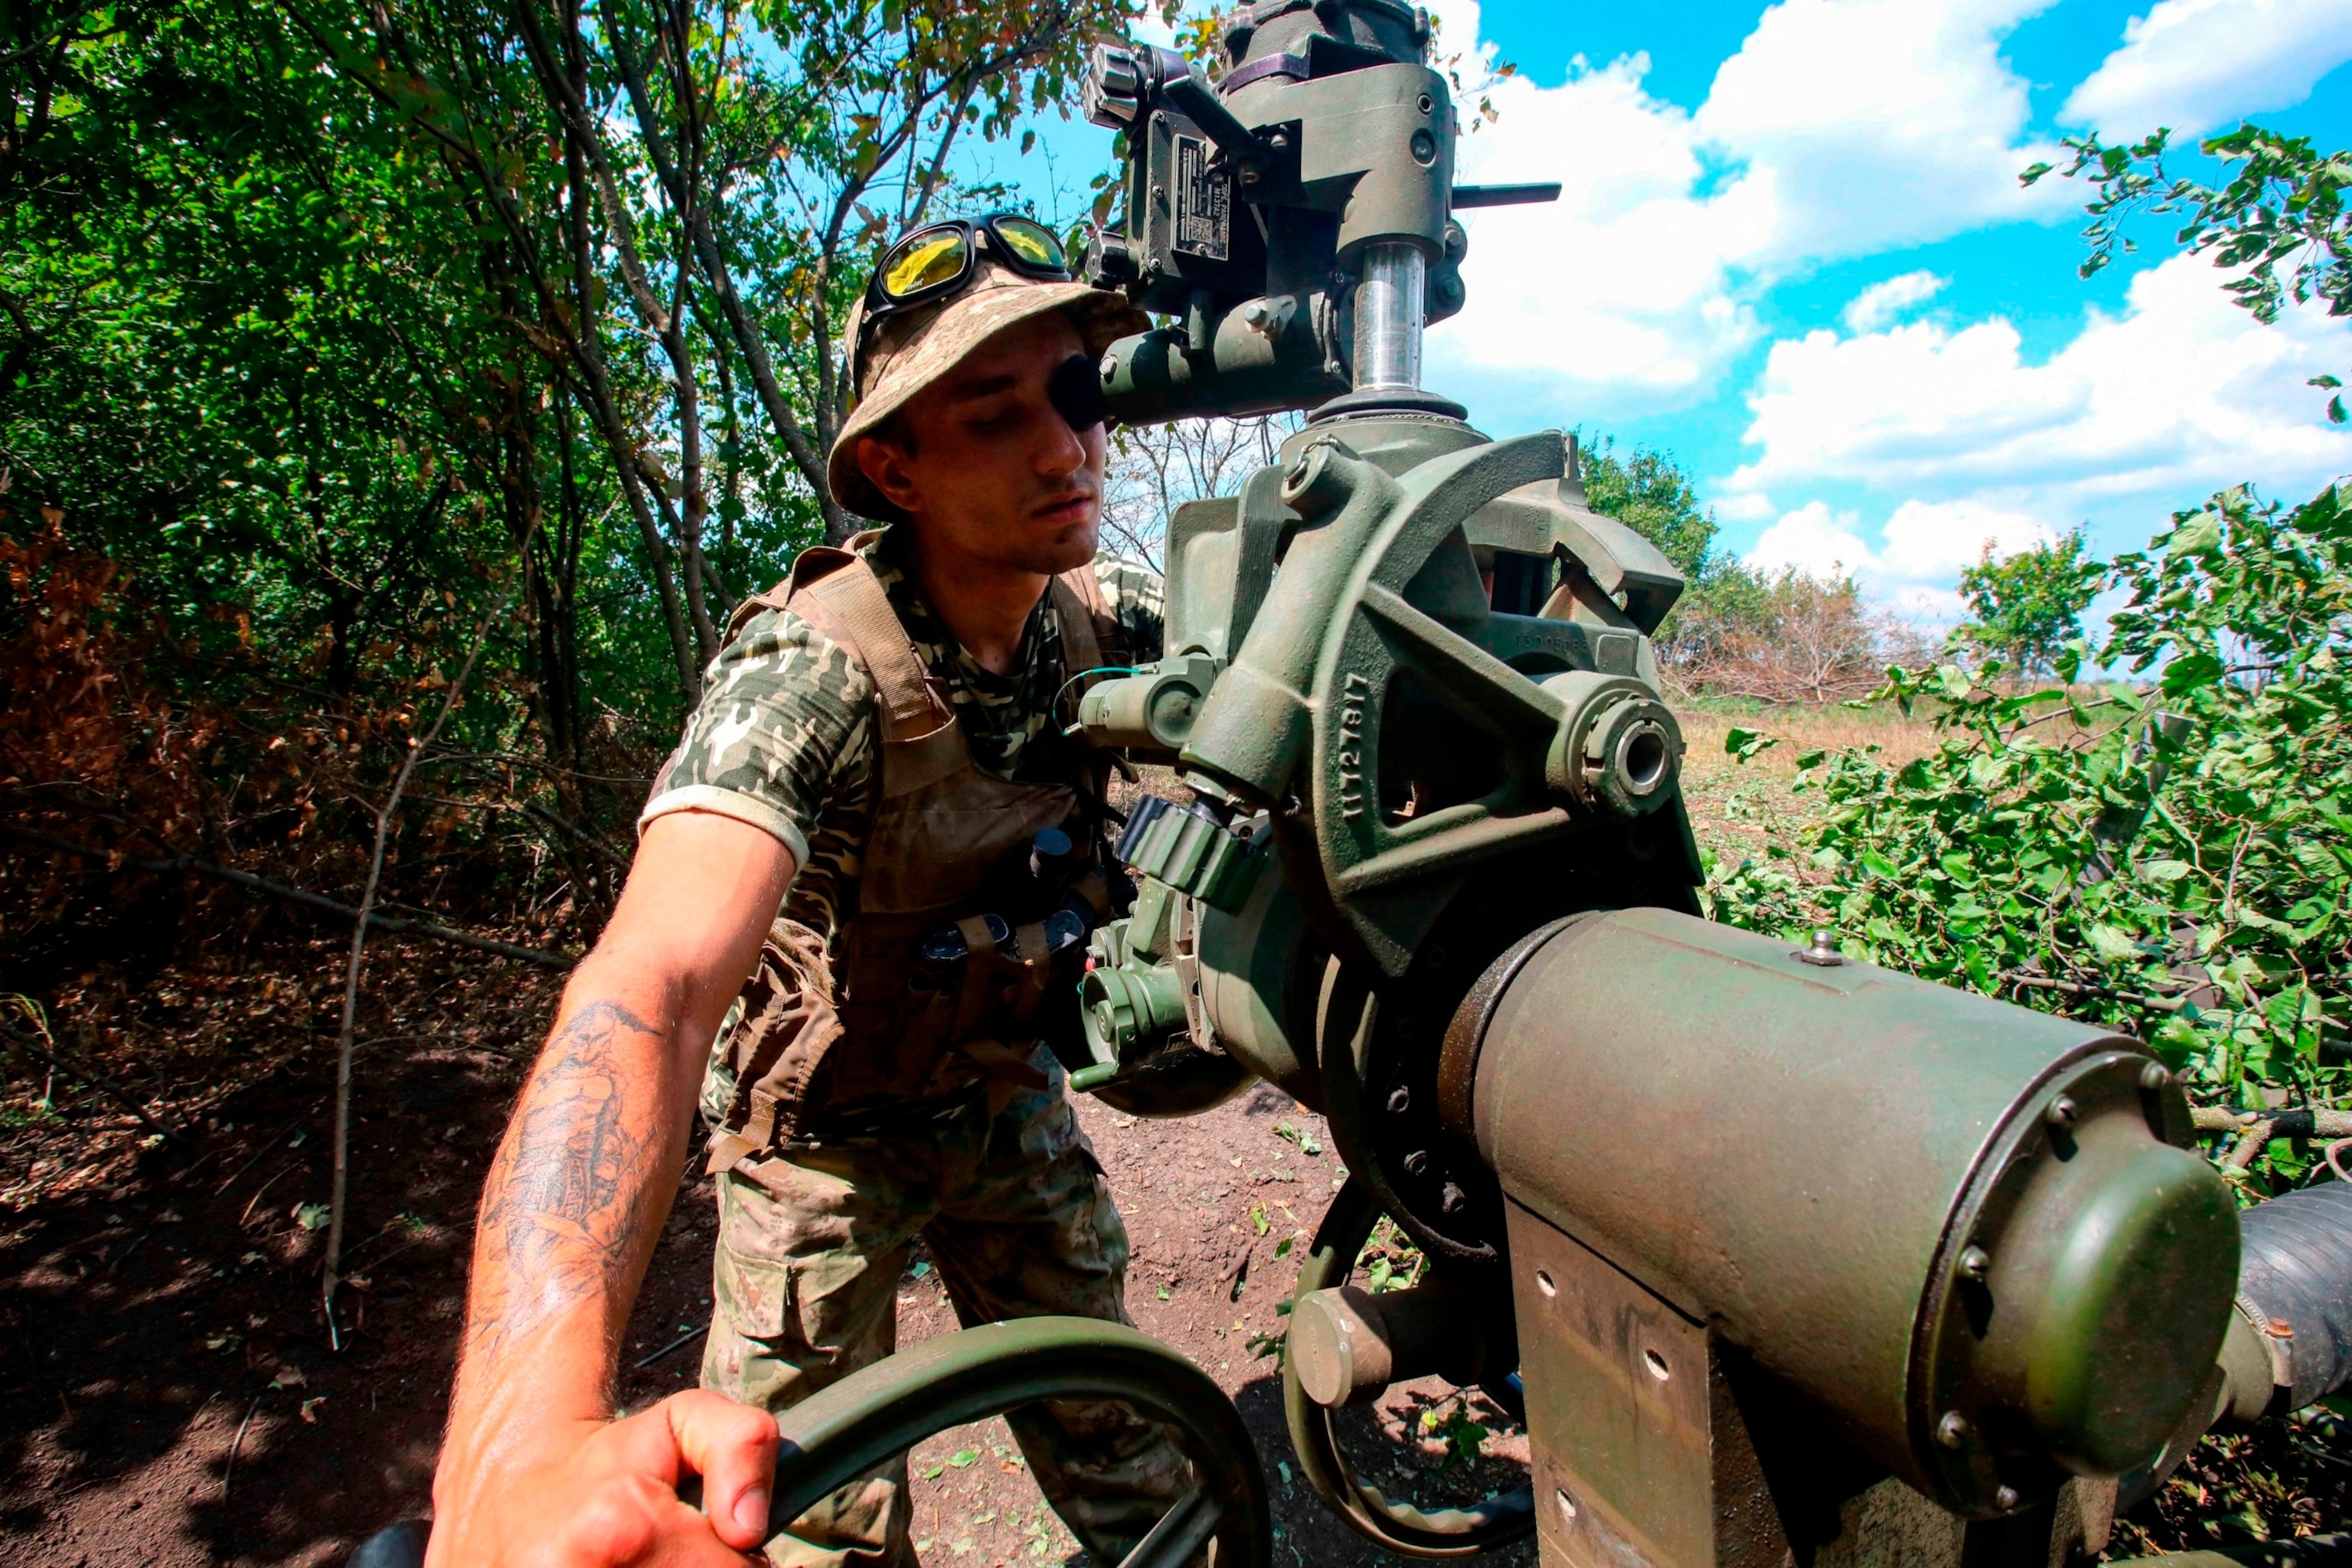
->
[[1709, 482, 2350, 1191]]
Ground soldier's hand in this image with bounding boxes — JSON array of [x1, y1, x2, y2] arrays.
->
[[426, 1390, 779, 1567]]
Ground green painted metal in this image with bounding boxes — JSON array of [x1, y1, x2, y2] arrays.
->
[[832, 8, 2279, 1564], [1281, 1176, 1536, 1556], [1084, 0, 1470, 425], [1452, 908, 2238, 1517], [766, 1317, 1271, 1568]]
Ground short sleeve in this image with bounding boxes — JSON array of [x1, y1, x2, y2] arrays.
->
[[639, 604, 876, 867]]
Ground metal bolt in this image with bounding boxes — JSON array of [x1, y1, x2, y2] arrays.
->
[[2046, 1096, 2079, 1131], [2140, 1061, 2174, 1092], [1795, 929, 1846, 967], [1994, 1485, 2020, 1511], [1936, 1411, 1969, 1449], [1402, 1149, 1429, 1177], [1387, 1086, 1412, 1115], [1440, 1181, 1465, 1214], [1959, 1245, 1991, 1282]]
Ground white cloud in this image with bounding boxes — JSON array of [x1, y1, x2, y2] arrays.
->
[[1726, 251, 2352, 508], [1880, 498, 2057, 577], [1749, 501, 1877, 577], [1710, 489, 1779, 522], [1743, 496, 2058, 621], [1844, 271, 1947, 333], [1746, 496, 2054, 578], [1692, 0, 2073, 265], [2062, 0, 2352, 138], [1426, 0, 2072, 416], [1432, 49, 1768, 407]]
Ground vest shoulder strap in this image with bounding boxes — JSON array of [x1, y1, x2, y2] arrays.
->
[[1050, 564, 1115, 689], [781, 544, 965, 796]]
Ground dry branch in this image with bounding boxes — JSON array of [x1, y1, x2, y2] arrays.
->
[[0, 1004, 182, 1145]]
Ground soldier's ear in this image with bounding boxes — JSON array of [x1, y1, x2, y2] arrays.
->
[[856, 430, 923, 515]]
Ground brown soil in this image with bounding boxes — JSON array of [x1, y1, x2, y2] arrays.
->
[[0, 926, 1536, 1568]]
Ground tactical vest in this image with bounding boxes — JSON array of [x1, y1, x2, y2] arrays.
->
[[703, 538, 1119, 1173]]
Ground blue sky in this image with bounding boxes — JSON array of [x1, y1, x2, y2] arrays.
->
[[973, 0, 2352, 619]]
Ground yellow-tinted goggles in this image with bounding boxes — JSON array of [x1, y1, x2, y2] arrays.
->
[[852, 215, 1074, 404], [870, 215, 1069, 309]]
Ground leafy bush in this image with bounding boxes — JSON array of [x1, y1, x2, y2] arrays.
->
[[1708, 481, 2350, 1191]]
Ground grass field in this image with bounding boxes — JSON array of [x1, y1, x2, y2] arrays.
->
[[1674, 696, 1942, 867]]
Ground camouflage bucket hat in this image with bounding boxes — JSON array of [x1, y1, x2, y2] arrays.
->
[[827, 251, 1149, 523]]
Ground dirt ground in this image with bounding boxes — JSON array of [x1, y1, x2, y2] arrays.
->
[[0, 925, 1533, 1568]]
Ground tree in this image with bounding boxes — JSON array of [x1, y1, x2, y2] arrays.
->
[[0, 0, 1184, 987], [1956, 530, 2101, 681], [1716, 120, 2352, 1223], [2024, 122, 2351, 423], [1579, 435, 1717, 580], [1662, 568, 1932, 705], [1101, 415, 1298, 571]]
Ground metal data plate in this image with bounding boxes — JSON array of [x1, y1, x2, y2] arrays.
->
[[1174, 135, 1233, 260]]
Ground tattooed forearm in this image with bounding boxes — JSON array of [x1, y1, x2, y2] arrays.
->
[[466, 998, 670, 1365]]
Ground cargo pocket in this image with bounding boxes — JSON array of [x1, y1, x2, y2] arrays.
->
[[706, 1237, 801, 1409]]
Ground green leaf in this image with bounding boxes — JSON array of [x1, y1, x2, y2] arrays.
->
[[2167, 510, 2225, 556], [2161, 650, 2224, 697], [1724, 727, 1780, 762], [2084, 923, 2141, 963], [948, 1449, 979, 1468], [2136, 859, 2193, 883]]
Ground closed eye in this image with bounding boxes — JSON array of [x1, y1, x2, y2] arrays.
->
[[963, 402, 1029, 437]]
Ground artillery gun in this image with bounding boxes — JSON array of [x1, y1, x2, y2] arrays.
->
[[352, 5, 2352, 1566]]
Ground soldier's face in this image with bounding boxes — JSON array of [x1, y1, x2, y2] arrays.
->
[[857, 312, 1106, 577]]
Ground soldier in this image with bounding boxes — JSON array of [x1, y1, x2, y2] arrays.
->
[[426, 215, 1193, 1566]]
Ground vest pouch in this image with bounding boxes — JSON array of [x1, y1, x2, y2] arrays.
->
[[704, 918, 844, 1172]]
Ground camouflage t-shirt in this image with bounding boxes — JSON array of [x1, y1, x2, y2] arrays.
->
[[641, 527, 1165, 951]]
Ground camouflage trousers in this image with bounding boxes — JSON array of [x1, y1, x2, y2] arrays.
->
[[701, 1058, 1194, 1566]]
